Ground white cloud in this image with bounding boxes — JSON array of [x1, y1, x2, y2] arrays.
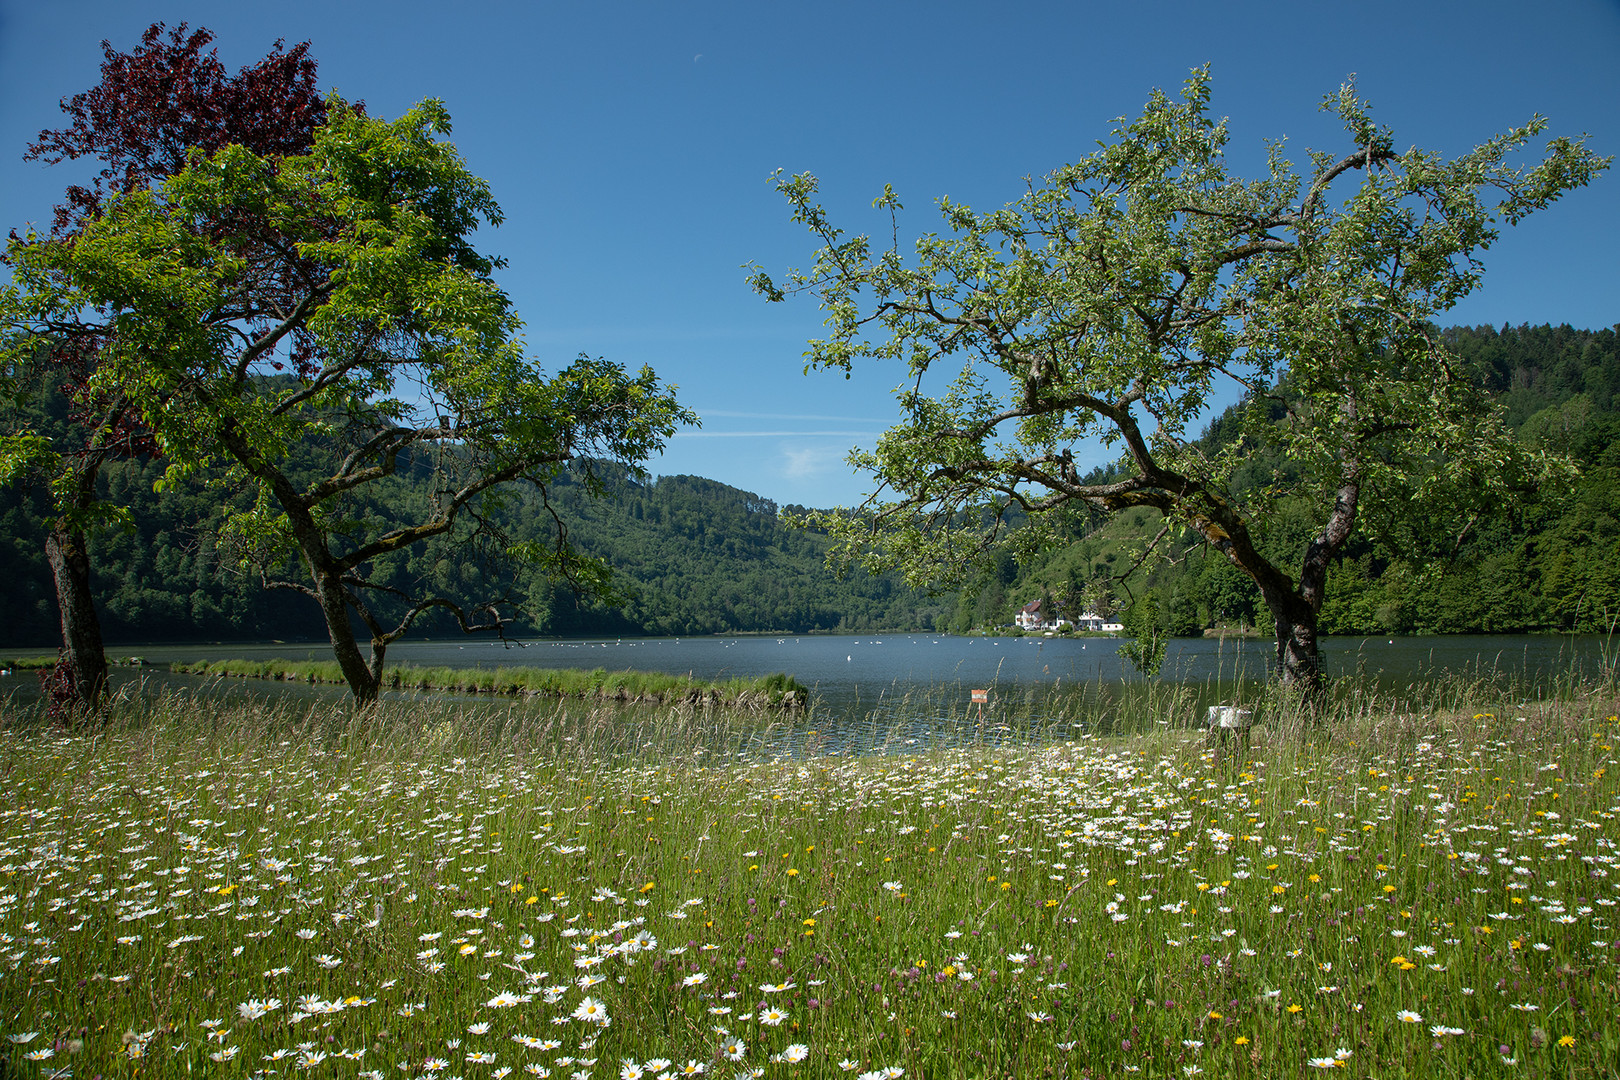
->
[[781, 443, 854, 479], [674, 429, 873, 438], [698, 409, 895, 424]]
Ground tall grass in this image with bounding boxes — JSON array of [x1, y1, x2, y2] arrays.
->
[[1, 668, 1616, 1078], [174, 658, 807, 708]]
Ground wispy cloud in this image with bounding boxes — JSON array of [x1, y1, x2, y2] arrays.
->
[[781, 443, 856, 479], [674, 430, 874, 438], [698, 409, 895, 424], [524, 326, 801, 344]]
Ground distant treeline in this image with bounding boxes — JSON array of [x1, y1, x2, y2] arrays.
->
[[5, 323, 1613, 648], [0, 397, 951, 647], [952, 324, 1620, 637]]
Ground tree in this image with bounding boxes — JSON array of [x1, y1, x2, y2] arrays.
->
[[4, 99, 694, 704], [750, 69, 1609, 693], [1, 24, 331, 709]]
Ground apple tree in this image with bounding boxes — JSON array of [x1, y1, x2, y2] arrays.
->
[[750, 69, 1608, 693]]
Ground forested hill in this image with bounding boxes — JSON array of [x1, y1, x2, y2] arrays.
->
[[521, 472, 950, 637], [951, 323, 1620, 637], [5, 323, 1613, 648], [0, 449, 951, 648]]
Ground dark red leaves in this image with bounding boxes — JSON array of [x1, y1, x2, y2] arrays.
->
[[17, 22, 339, 459], [24, 22, 338, 236]]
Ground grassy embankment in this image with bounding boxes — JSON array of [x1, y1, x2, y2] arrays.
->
[[172, 658, 805, 709], [0, 655, 58, 670], [1, 669, 1617, 1078]]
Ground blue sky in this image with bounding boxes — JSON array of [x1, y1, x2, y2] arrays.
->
[[3, 0, 1615, 508]]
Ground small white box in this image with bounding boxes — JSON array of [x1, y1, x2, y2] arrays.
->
[[1206, 706, 1253, 730]]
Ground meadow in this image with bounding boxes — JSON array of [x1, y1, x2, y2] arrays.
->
[[1, 672, 1617, 1078]]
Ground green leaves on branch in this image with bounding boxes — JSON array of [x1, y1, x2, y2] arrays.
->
[[753, 66, 1609, 688], [2, 97, 694, 701]]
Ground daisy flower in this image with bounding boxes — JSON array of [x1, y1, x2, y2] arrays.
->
[[572, 998, 609, 1024], [238, 998, 282, 1021]]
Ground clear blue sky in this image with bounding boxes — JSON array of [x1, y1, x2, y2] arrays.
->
[[3, 0, 1615, 508]]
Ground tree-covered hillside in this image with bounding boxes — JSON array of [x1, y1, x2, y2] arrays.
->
[[5, 323, 1611, 649], [520, 470, 951, 637], [955, 324, 1619, 637], [0, 387, 950, 646]]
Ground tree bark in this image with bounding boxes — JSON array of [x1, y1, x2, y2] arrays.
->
[[310, 566, 382, 706], [1264, 585, 1324, 693], [44, 517, 109, 709]]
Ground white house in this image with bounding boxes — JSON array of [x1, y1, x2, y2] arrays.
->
[[1016, 600, 1121, 632], [1016, 599, 1048, 631]]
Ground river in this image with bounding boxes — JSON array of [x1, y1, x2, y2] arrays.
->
[[3, 631, 1611, 724]]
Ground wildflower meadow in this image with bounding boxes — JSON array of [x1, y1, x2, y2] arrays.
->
[[2, 674, 1617, 1078]]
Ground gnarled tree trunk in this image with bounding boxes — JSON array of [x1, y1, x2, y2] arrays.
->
[[45, 516, 108, 710], [1256, 579, 1325, 694], [311, 571, 383, 706]]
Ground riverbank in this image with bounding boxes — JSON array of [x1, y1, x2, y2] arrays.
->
[[174, 657, 807, 709]]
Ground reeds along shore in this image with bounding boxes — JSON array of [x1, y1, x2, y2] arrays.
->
[[0, 667, 1616, 1078], [173, 657, 808, 708]]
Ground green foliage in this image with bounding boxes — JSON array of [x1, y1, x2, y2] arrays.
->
[[3, 101, 695, 698], [1118, 593, 1167, 676], [0, 450, 947, 646], [951, 323, 1620, 640], [752, 68, 1610, 687]]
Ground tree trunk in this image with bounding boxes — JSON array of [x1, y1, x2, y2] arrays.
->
[[1274, 603, 1324, 694], [1255, 576, 1324, 697], [311, 569, 383, 705], [45, 517, 109, 709]]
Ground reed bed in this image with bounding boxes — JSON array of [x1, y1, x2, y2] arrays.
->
[[1, 669, 1616, 1078], [173, 660, 806, 709]]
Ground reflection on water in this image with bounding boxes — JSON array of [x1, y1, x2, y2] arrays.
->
[[3, 632, 1611, 755]]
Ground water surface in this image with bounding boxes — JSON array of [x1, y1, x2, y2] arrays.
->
[[5, 632, 1609, 727]]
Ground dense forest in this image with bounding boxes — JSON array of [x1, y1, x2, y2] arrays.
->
[[950, 324, 1620, 637], [2, 323, 1613, 648], [0, 389, 952, 646]]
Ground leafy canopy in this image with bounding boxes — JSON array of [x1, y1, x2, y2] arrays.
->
[[4, 98, 694, 664], [750, 69, 1609, 604]]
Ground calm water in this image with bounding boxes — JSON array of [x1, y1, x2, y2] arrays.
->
[[3, 632, 1611, 726]]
